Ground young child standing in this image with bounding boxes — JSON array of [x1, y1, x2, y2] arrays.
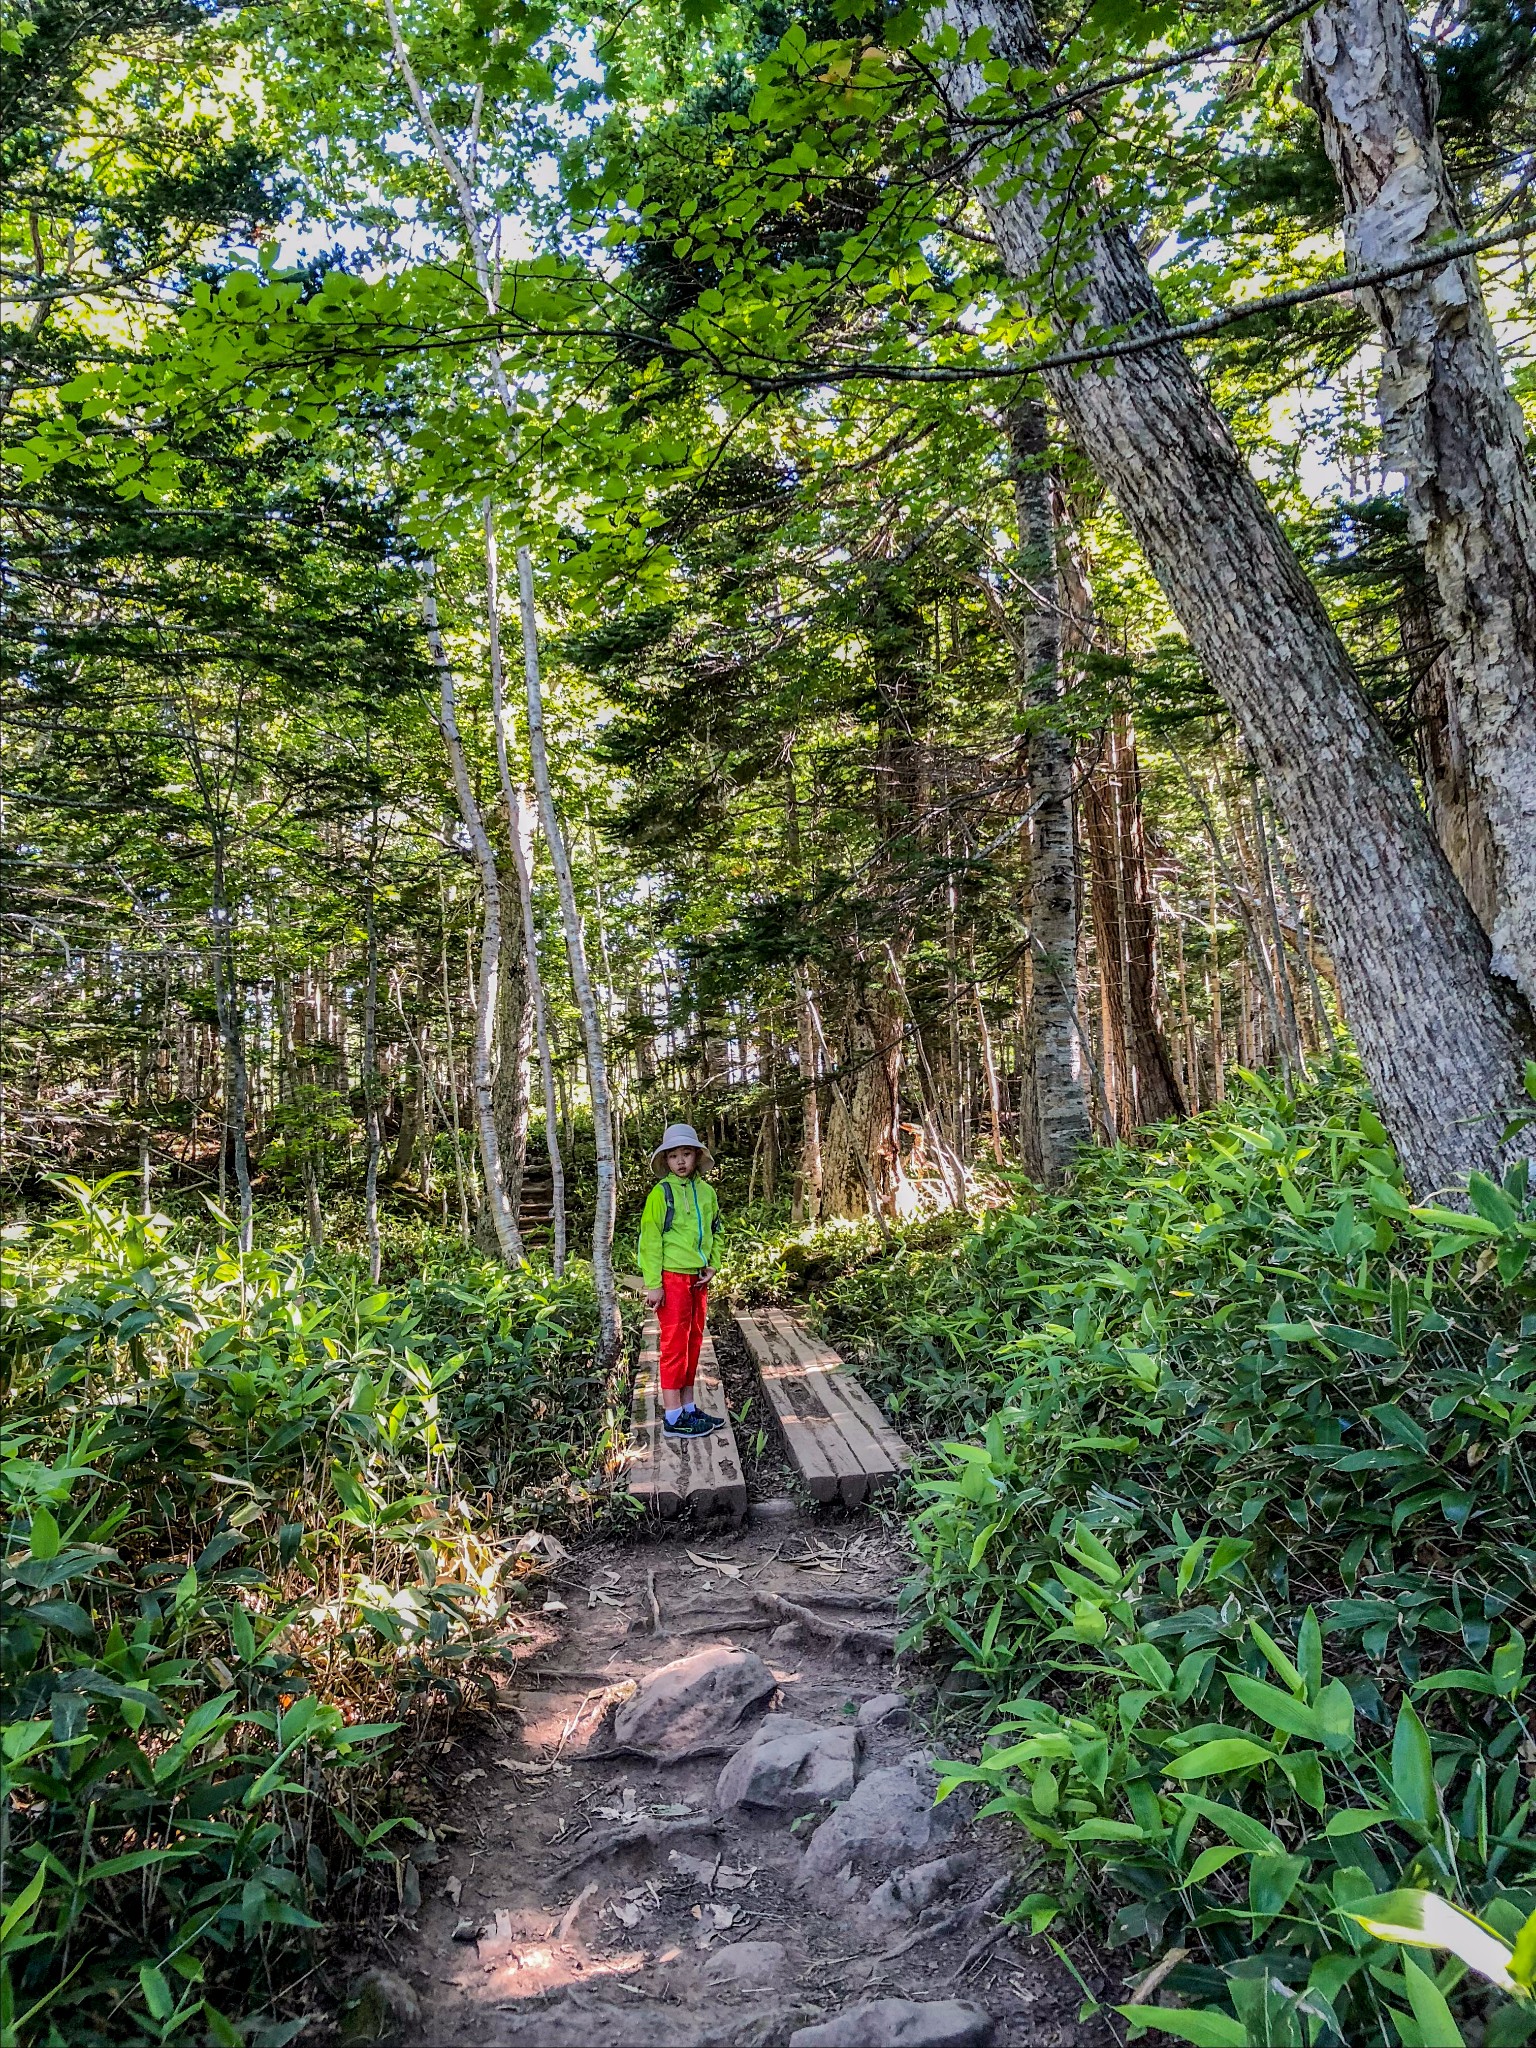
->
[[637, 1122, 724, 1439]]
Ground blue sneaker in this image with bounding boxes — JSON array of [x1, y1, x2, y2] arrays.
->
[[663, 1411, 713, 1438], [688, 1409, 726, 1434]]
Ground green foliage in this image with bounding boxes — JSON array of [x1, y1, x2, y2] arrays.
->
[[806, 1071, 1536, 2042], [1, 1177, 607, 2044]]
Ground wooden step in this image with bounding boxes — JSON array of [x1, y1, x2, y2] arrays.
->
[[624, 1312, 747, 1524], [733, 1307, 911, 1508]]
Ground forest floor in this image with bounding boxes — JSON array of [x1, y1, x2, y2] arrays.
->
[[345, 1337, 1103, 2048]]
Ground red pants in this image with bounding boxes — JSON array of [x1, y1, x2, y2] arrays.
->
[[658, 1271, 708, 1399]]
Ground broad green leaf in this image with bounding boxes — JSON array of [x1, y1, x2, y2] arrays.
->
[[1510, 1904, 1536, 1992], [1066, 1520, 1121, 1584], [1324, 1808, 1394, 1837], [2, 1721, 51, 1764], [1297, 1609, 1324, 1701], [1185, 1844, 1247, 1885], [1249, 1620, 1304, 1696], [27, 1506, 60, 1561], [139, 1963, 175, 2021], [1249, 1850, 1306, 1921], [1065, 1817, 1145, 1841], [1118, 1642, 1174, 1692], [1401, 1952, 1466, 2046], [1391, 1702, 1439, 1834], [1317, 1678, 1356, 1753], [1116, 2006, 1248, 2046], [1164, 1738, 1272, 1780], [1, 1866, 47, 1939], [1226, 1672, 1323, 1741], [1178, 1794, 1285, 1854], [1494, 1631, 1526, 1700]]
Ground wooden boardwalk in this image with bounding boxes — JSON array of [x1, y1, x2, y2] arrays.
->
[[733, 1306, 911, 1507], [625, 1311, 747, 1523]]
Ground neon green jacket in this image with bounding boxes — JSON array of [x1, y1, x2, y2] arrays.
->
[[637, 1174, 719, 1289]]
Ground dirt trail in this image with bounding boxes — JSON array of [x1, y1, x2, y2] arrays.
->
[[359, 1499, 1103, 2048]]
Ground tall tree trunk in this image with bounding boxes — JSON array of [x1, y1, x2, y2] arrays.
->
[[1300, 0, 1536, 1003], [1248, 778, 1305, 1073], [209, 842, 253, 1253], [481, 507, 551, 1253], [422, 573, 525, 1265], [516, 548, 619, 1359], [1083, 719, 1187, 1128], [1401, 590, 1500, 934], [491, 872, 532, 1229], [437, 878, 472, 1242], [1008, 396, 1093, 1182], [794, 965, 824, 1223], [1115, 724, 1187, 1121], [362, 830, 383, 1285], [940, 0, 1534, 1191]]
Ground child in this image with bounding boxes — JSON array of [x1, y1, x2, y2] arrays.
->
[[638, 1122, 724, 1439]]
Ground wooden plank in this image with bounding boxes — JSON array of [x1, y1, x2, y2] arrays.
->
[[625, 1317, 682, 1517], [756, 1309, 902, 1488], [734, 1312, 854, 1505], [735, 1309, 912, 1506], [624, 1314, 747, 1523], [762, 1309, 913, 1476]]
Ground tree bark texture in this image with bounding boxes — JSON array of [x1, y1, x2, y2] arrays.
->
[[1400, 546, 1501, 937], [1008, 396, 1094, 1183], [1081, 720, 1187, 1131], [208, 853, 253, 1254], [940, 0, 1535, 1192], [516, 547, 619, 1358], [422, 574, 525, 1265], [795, 965, 824, 1223], [1299, 0, 1536, 1004], [819, 974, 904, 1218], [491, 862, 532, 1226]]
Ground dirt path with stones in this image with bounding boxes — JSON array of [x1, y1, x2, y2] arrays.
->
[[346, 1500, 1106, 2048]]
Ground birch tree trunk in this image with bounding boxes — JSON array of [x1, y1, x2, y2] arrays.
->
[[794, 965, 824, 1223], [362, 834, 383, 1285], [422, 574, 525, 1265], [209, 848, 254, 1254], [1300, 0, 1536, 1003], [1008, 396, 1093, 1183], [490, 878, 532, 1230], [516, 548, 619, 1359], [940, 0, 1535, 1192], [483, 511, 568, 1273]]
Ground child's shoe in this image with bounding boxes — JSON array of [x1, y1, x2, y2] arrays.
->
[[663, 1410, 713, 1439], [689, 1409, 726, 1434]]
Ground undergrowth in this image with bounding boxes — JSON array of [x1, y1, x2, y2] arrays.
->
[[804, 1066, 1536, 2046], [0, 1178, 613, 2047]]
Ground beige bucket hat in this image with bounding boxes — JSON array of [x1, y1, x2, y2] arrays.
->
[[650, 1122, 715, 1174]]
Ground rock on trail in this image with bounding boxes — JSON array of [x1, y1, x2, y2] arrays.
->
[[800, 1760, 959, 1890], [790, 2000, 995, 2048], [716, 1714, 860, 1815], [614, 1645, 778, 1760], [343, 1506, 1100, 2047]]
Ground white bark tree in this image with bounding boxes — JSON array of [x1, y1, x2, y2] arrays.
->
[[421, 572, 525, 1265], [484, 504, 568, 1273], [516, 548, 620, 1359], [937, 0, 1535, 1193], [1300, 0, 1536, 1004], [1009, 396, 1094, 1183]]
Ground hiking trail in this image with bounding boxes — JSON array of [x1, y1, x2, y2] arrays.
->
[[343, 1477, 1107, 2048]]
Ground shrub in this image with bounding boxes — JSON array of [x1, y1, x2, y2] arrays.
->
[[808, 1066, 1536, 2044], [1, 1178, 610, 2045]]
